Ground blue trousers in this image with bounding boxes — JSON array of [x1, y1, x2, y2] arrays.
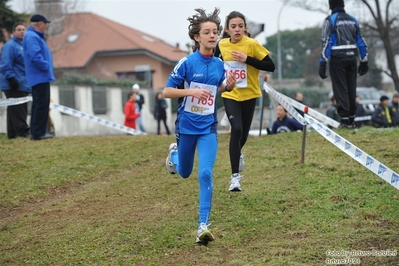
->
[[135, 106, 146, 133], [171, 133, 218, 226], [30, 83, 50, 138]]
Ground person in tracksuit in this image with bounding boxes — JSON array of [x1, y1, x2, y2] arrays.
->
[[163, 7, 236, 244], [319, 0, 368, 128]]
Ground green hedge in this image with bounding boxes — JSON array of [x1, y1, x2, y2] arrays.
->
[[56, 72, 146, 88]]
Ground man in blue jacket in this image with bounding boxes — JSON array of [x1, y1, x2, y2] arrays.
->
[[319, 0, 368, 129], [0, 22, 31, 139], [23, 14, 56, 140]]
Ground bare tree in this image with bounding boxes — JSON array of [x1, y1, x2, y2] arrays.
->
[[9, 0, 85, 36], [287, 0, 399, 92], [34, 0, 86, 35]]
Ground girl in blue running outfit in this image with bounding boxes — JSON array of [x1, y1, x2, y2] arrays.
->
[[163, 7, 236, 244]]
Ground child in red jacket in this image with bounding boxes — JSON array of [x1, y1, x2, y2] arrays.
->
[[124, 91, 140, 129]]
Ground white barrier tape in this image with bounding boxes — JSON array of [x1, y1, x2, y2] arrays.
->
[[263, 83, 341, 128], [279, 92, 340, 128], [263, 82, 306, 125], [355, 115, 371, 122], [0, 96, 32, 107], [304, 113, 399, 191], [50, 103, 143, 135]]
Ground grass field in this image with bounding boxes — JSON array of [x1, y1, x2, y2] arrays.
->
[[1, 127, 399, 265]]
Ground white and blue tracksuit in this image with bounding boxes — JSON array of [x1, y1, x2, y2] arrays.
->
[[320, 7, 368, 122], [165, 50, 225, 226]]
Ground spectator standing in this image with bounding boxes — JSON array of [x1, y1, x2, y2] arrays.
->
[[354, 95, 366, 128], [214, 10, 275, 192], [124, 91, 140, 129], [132, 83, 146, 133], [326, 95, 341, 125], [294, 92, 305, 117], [319, 0, 368, 128], [389, 93, 399, 126], [164, 7, 236, 244], [0, 22, 31, 139], [371, 96, 395, 128], [23, 14, 56, 140], [154, 91, 170, 135], [271, 105, 303, 134]]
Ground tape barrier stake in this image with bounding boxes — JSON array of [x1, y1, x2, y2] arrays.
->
[[301, 106, 309, 164], [49, 103, 142, 135], [304, 114, 399, 191], [259, 88, 266, 136]]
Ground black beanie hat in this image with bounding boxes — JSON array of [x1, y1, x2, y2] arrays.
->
[[329, 0, 344, 9]]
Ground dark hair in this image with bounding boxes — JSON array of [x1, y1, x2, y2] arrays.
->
[[127, 91, 135, 99], [12, 22, 25, 32], [155, 91, 163, 101], [277, 104, 287, 113], [224, 11, 248, 36], [221, 31, 230, 38], [187, 7, 221, 52], [329, 0, 344, 9]]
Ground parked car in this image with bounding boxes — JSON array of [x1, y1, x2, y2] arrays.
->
[[320, 87, 384, 125], [355, 87, 383, 116]]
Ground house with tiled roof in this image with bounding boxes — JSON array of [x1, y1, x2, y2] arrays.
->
[[47, 12, 188, 89]]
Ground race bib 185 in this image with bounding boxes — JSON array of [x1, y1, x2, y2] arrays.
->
[[184, 81, 217, 115]]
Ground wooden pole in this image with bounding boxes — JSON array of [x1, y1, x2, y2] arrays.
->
[[301, 106, 308, 164], [259, 75, 268, 136]]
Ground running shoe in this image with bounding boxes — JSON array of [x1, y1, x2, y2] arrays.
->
[[165, 143, 177, 174]]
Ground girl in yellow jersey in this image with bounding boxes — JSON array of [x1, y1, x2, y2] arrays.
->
[[214, 11, 275, 192]]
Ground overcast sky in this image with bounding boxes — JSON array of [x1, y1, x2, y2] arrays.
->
[[9, 0, 327, 48]]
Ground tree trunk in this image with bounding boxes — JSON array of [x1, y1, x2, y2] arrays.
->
[[373, 2, 399, 92]]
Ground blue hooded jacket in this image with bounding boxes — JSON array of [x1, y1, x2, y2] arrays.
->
[[0, 36, 31, 92], [23, 26, 56, 87]]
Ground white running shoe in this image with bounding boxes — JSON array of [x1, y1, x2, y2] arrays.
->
[[229, 173, 242, 192], [196, 223, 214, 244], [239, 154, 244, 172], [165, 143, 177, 174]]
